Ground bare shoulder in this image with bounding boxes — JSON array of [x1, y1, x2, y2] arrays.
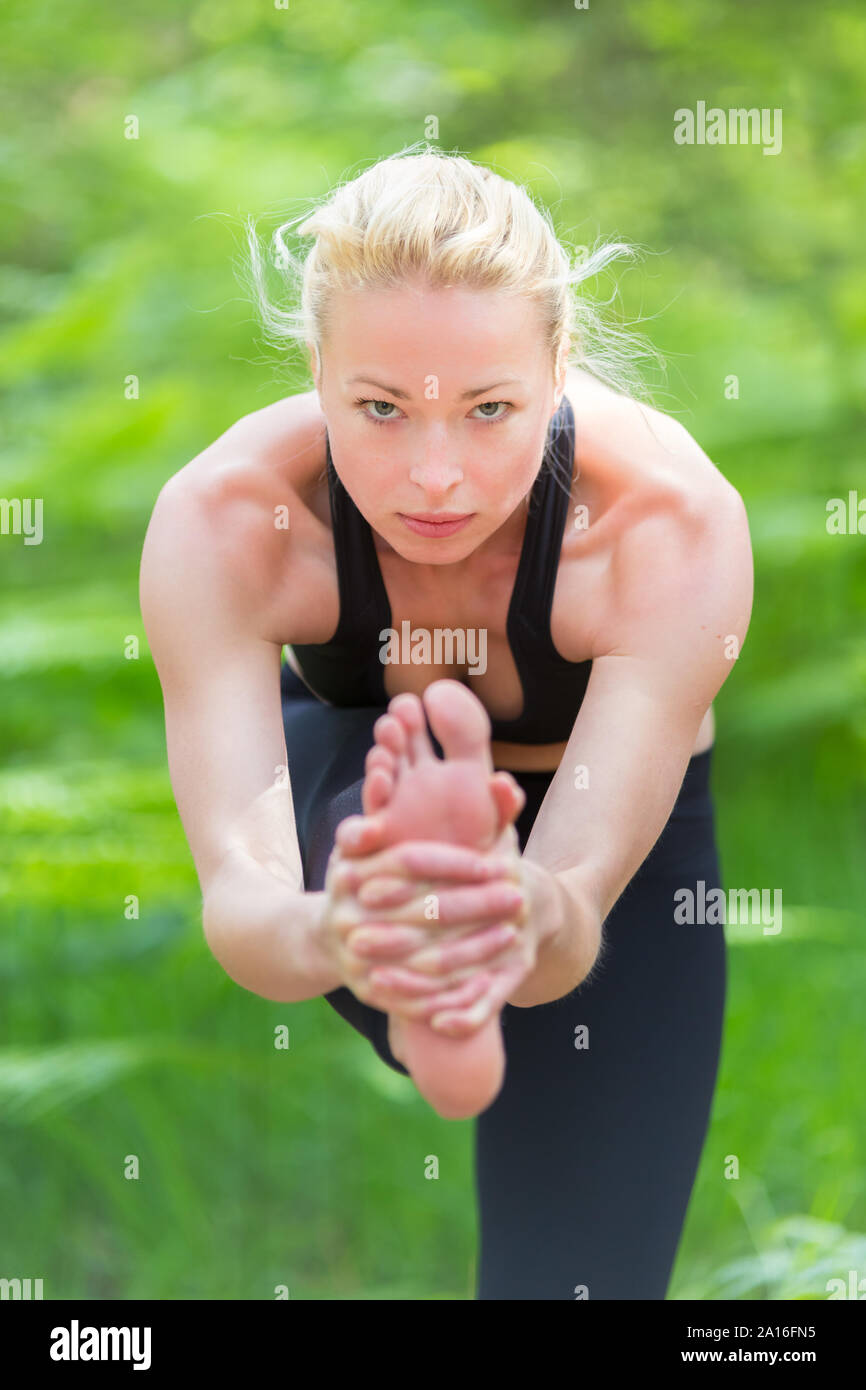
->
[[565, 364, 740, 508], [141, 389, 333, 646], [559, 367, 751, 661], [178, 387, 326, 521]]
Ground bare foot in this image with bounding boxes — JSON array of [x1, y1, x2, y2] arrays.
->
[[350, 679, 521, 1120]]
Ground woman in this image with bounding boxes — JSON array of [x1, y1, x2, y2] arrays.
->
[[140, 146, 753, 1299]]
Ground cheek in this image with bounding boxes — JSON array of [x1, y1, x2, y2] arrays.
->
[[348, 463, 400, 517], [477, 449, 537, 507]]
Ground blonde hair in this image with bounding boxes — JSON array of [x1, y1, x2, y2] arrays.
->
[[240, 141, 665, 405]]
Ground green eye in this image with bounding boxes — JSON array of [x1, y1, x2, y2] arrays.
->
[[353, 397, 513, 424], [354, 398, 400, 422]]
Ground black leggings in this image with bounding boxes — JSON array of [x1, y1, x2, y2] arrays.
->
[[282, 663, 727, 1300]]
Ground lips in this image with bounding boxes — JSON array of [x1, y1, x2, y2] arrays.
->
[[399, 512, 474, 538], [405, 513, 470, 523]]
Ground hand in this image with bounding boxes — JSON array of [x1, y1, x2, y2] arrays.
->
[[323, 766, 562, 1033], [323, 823, 565, 1036], [347, 847, 563, 1038], [322, 765, 527, 1018], [320, 836, 528, 1020]]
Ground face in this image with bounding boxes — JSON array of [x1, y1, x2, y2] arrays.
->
[[309, 280, 568, 566]]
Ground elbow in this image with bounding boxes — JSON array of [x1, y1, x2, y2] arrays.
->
[[201, 891, 262, 997], [201, 880, 326, 1004], [201, 913, 294, 1002], [201, 899, 244, 987]]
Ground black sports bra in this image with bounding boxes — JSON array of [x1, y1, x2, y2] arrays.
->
[[284, 392, 593, 744]]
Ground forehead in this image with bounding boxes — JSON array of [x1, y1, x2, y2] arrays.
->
[[325, 282, 545, 364]]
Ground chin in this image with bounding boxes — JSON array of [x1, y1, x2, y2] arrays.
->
[[398, 539, 473, 564]]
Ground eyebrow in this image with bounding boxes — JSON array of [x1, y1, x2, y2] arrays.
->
[[346, 375, 525, 401]]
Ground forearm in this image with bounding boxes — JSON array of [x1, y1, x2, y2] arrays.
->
[[507, 860, 603, 1008], [202, 851, 341, 1002]]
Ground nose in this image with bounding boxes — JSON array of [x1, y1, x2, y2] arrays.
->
[[408, 426, 464, 499]]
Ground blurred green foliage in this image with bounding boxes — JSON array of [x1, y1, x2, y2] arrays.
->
[[1, 0, 864, 1298]]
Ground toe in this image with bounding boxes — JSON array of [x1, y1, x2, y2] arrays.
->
[[362, 766, 393, 816], [365, 745, 396, 777], [388, 691, 434, 765], [372, 712, 408, 761], [489, 771, 525, 831], [422, 679, 493, 769]]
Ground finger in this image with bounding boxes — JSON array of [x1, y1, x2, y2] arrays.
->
[[395, 841, 518, 882], [367, 963, 450, 997], [367, 941, 520, 997], [328, 858, 413, 899], [350, 840, 514, 885], [408, 970, 493, 1019], [404, 921, 518, 975], [396, 879, 525, 928], [329, 838, 524, 917], [369, 970, 492, 1020], [365, 877, 525, 929], [430, 967, 524, 1036], [356, 875, 417, 909], [346, 923, 431, 959], [335, 814, 389, 856], [327, 857, 362, 896], [332, 843, 516, 899]]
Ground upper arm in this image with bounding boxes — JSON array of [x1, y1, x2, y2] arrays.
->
[[524, 480, 753, 920], [139, 474, 301, 901]]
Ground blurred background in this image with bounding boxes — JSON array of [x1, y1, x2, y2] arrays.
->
[[1, 0, 864, 1299]]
